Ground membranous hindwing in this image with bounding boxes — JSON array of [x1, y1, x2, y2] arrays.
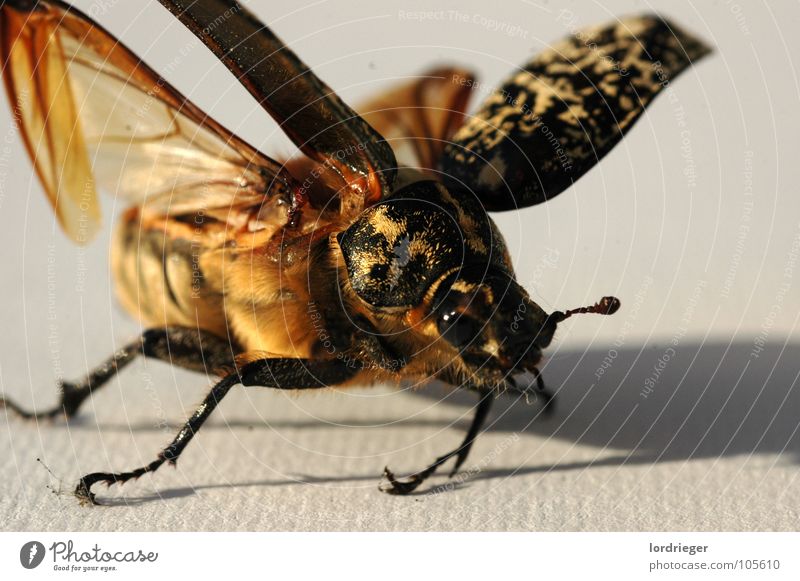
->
[[337, 181, 514, 308]]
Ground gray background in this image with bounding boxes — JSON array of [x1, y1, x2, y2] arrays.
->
[[2, 0, 800, 530]]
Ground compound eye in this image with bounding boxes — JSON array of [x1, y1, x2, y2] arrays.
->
[[437, 310, 483, 349]]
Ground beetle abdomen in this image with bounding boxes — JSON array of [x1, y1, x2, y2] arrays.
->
[[111, 209, 229, 337]]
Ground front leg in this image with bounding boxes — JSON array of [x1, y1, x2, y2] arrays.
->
[[507, 368, 556, 415], [75, 357, 357, 505], [380, 392, 494, 495]]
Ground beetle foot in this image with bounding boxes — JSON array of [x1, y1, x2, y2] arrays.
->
[[379, 466, 426, 495], [0, 380, 85, 421], [73, 455, 169, 505], [74, 476, 102, 506]]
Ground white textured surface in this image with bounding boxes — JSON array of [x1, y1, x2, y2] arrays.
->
[[2, 0, 800, 531], [3, 342, 800, 531]]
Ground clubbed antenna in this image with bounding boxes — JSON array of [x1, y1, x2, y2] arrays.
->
[[549, 296, 621, 323]]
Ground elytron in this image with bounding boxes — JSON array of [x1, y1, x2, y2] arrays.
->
[[0, 0, 710, 503]]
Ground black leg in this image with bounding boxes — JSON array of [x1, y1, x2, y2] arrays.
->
[[75, 371, 239, 505], [531, 368, 556, 415], [381, 392, 494, 495], [0, 327, 235, 421], [75, 357, 357, 505], [504, 368, 556, 413]]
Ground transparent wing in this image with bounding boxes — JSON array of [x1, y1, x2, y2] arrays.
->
[[356, 67, 477, 174], [158, 0, 398, 213], [0, 0, 299, 243]]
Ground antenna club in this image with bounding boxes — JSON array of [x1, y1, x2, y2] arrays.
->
[[549, 295, 622, 323], [599, 296, 621, 316]]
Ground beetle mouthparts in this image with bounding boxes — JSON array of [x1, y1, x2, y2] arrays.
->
[[549, 296, 621, 323]]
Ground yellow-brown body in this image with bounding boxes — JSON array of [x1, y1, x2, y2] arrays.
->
[[109, 196, 444, 388], [112, 206, 320, 358]]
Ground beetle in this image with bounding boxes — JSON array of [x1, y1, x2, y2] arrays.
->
[[0, 0, 710, 503]]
